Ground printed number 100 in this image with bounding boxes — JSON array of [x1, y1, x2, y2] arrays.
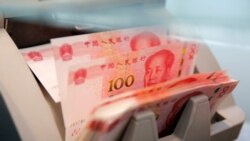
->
[[108, 75, 135, 92]]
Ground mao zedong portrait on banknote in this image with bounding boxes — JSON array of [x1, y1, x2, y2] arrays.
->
[[144, 50, 175, 87], [130, 31, 161, 51]]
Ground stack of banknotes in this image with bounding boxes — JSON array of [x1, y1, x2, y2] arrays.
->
[[19, 26, 238, 141]]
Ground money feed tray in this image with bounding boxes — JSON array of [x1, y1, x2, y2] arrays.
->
[[0, 26, 245, 141]]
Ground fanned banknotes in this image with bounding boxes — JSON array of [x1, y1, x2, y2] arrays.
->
[[51, 26, 171, 99], [50, 26, 199, 140], [64, 42, 198, 132], [18, 25, 238, 141], [78, 71, 238, 141], [64, 47, 198, 141]]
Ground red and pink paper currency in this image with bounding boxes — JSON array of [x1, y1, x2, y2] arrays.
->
[[78, 71, 238, 141], [20, 44, 60, 102], [64, 43, 198, 134], [50, 27, 201, 141], [18, 26, 238, 141], [50, 26, 200, 141]]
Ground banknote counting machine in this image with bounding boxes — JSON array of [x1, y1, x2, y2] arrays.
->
[[0, 3, 245, 141]]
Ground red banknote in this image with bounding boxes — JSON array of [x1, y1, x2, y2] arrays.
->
[[63, 41, 198, 140], [20, 44, 60, 102], [78, 71, 238, 141], [51, 26, 173, 99]]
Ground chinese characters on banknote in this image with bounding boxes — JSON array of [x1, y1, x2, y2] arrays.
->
[[20, 26, 238, 141]]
